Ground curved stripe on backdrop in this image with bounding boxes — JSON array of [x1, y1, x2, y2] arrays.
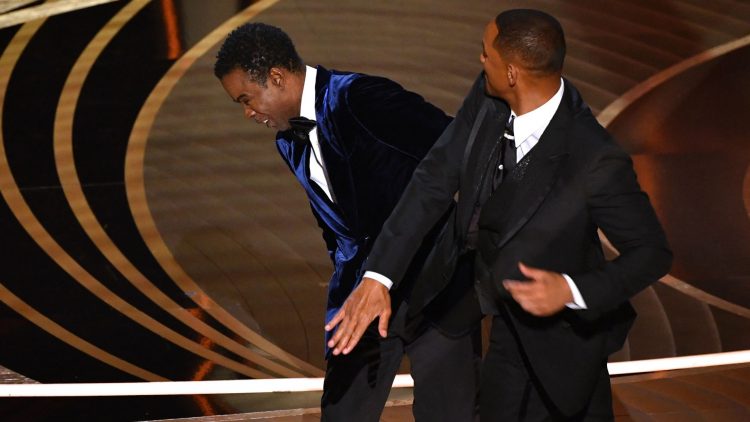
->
[[0, 0, 119, 29], [53, 0, 308, 379], [0, 283, 165, 381], [597, 34, 750, 128], [124, 0, 323, 377], [0, 7, 163, 382], [0, 0, 291, 382], [599, 232, 750, 319]]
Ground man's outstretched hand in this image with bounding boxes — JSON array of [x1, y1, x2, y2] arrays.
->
[[325, 278, 391, 355]]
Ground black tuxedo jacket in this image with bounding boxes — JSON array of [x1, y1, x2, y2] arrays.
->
[[364, 73, 672, 415]]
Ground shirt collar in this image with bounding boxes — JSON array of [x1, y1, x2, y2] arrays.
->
[[300, 65, 317, 120], [511, 78, 564, 144]]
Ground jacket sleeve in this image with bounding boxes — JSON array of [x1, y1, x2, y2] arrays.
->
[[363, 73, 487, 288], [573, 142, 673, 312], [344, 75, 453, 160]]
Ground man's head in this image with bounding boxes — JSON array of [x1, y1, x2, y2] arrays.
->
[[480, 9, 565, 104], [215, 23, 305, 131]]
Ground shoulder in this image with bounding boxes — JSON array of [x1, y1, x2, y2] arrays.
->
[[321, 69, 400, 95], [345, 73, 413, 106], [337, 71, 449, 124], [561, 81, 622, 156], [320, 70, 405, 112], [568, 116, 626, 165], [324, 68, 361, 91], [572, 113, 611, 146]]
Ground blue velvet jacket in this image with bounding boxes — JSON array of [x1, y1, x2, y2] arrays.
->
[[275, 66, 451, 351]]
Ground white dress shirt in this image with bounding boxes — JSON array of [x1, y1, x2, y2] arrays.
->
[[300, 66, 334, 202], [365, 79, 588, 309]]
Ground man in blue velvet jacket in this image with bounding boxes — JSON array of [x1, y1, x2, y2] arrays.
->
[[214, 23, 478, 421]]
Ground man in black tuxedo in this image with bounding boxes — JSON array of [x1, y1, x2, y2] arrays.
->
[[214, 23, 478, 421], [327, 9, 672, 420]]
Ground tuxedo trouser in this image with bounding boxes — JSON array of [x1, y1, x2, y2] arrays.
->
[[321, 302, 480, 422], [481, 314, 613, 421]]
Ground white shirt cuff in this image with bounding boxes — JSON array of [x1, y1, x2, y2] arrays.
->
[[562, 273, 587, 309], [362, 271, 393, 290]]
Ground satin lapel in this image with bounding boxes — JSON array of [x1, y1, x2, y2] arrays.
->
[[480, 100, 572, 251], [456, 97, 509, 235], [275, 135, 308, 183], [313, 66, 359, 232]]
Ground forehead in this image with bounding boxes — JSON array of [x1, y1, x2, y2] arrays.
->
[[221, 68, 261, 94], [483, 20, 498, 46]]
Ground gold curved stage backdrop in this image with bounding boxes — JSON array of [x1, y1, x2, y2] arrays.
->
[[0, 0, 749, 420]]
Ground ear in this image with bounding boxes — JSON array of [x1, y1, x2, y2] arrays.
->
[[269, 67, 284, 88], [507, 63, 518, 87]]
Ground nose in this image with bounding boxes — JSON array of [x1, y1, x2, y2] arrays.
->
[[243, 106, 256, 119], [479, 52, 486, 64]]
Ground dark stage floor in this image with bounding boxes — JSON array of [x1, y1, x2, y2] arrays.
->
[[0, 0, 749, 420]]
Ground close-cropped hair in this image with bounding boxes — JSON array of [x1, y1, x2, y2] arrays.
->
[[214, 22, 304, 85], [494, 9, 566, 75]]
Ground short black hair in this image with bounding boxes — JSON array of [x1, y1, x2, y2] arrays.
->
[[494, 9, 566, 75], [214, 23, 304, 85]]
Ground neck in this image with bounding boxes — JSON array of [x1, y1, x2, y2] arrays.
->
[[287, 67, 307, 116], [509, 75, 561, 116]]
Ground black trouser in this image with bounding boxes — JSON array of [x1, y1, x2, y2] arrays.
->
[[321, 303, 480, 421], [480, 314, 613, 421]]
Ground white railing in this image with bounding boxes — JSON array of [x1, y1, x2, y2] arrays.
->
[[1, 350, 749, 397]]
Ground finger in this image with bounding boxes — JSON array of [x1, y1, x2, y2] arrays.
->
[[515, 297, 534, 313], [328, 330, 343, 352], [505, 283, 543, 311], [331, 326, 353, 355], [328, 314, 353, 351], [335, 307, 374, 354], [503, 278, 523, 288], [342, 317, 371, 355], [505, 284, 527, 304], [518, 262, 545, 280], [503, 280, 535, 294], [377, 309, 391, 338], [325, 309, 346, 332]]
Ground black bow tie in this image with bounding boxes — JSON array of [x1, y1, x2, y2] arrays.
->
[[287, 116, 317, 143]]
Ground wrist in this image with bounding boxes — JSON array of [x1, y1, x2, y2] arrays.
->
[[558, 274, 573, 302], [362, 271, 393, 290]]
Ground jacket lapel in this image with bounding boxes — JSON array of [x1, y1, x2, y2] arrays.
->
[[456, 96, 509, 237], [313, 66, 360, 234], [478, 90, 574, 252]]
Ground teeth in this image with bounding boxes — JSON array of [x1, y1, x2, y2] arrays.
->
[[263, 119, 269, 124]]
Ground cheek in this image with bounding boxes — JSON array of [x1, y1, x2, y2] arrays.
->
[[256, 94, 277, 117], [489, 70, 504, 86], [253, 98, 272, 117], [485, 75, 502, 95]]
